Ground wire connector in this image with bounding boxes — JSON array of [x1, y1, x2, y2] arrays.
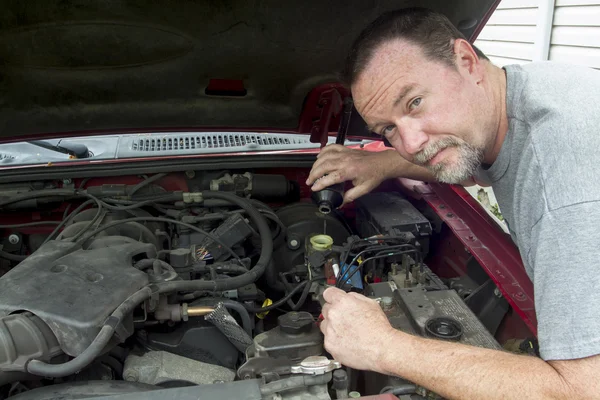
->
[[182, 192, 203, 204]]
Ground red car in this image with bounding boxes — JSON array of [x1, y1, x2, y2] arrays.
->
[[0, 1, 531, 399]]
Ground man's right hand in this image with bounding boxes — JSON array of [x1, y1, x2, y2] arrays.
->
[[306, 145, 395, 205]]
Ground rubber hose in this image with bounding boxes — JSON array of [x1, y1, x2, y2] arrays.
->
[[127, 173, 168, 197], [27, 287, 152, 377], [0, 189, 77, 208], [193, 263, 248, 275], [0, 250, 26, 262], [156, 191, 272, 293], [260, 373, 332, 395], [380, 384, 417, 395], [27, 325, 113, 378]]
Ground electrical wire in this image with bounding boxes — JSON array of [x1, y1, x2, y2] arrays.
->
[[63, 178, 92, 218], [73, 216, 242, 263], [96, 194, 181, 211], [336, 243, 420, 288], [341, 250, 421, 288], [243, 281, 310, 313], [0, 189, 76, 208], [339, 236, 419, 268], [0, 221, 61, 229], [127, 173, 167, 197], [279, 273, 313, 311], [41, 199, 96, 246]]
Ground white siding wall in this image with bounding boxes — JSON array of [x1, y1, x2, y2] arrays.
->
[[475, 0, 540, 67], [550, 0, 600, 68]]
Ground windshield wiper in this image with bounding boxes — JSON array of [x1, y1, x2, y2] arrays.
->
[[28, 140, 91, 159]]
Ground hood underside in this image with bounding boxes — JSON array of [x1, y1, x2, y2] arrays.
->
[[0, 0, 497, 141]]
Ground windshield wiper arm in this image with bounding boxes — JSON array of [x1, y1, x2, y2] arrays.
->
[[28, 140, 90, 159]]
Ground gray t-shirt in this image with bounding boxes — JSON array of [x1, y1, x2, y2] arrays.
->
[[477, 62, 600, 360]]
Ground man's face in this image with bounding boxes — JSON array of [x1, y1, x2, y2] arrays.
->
[[352, 39, 490, 184]]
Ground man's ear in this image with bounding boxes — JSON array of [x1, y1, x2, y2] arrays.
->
[[453, 39, 483, 82]]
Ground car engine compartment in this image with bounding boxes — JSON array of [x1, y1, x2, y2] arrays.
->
[[0, 168, 525, 400]]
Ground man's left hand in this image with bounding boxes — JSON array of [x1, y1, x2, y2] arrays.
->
[[319, 287, 398, 373]]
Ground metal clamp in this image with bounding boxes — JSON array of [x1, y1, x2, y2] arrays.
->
[[290, 356, 341, 375]]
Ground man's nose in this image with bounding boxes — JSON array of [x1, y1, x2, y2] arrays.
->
[[396, 121, 428, 156]]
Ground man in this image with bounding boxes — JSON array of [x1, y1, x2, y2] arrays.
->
[[306, 8, 600, 400]]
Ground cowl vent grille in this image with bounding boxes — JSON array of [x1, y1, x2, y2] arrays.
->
[[131, 133, 311, 152]]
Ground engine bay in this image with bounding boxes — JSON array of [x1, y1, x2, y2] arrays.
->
[[0, 169, 529, 400]]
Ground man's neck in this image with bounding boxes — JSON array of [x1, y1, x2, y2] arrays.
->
[[483, 63, 509, 165]]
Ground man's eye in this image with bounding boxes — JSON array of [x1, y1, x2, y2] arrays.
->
[[381, 125, 395, 136], [409, 97, 422, 110]]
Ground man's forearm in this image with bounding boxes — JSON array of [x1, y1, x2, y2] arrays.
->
[[378, 150, 435, 182], [381, 331, 578, 400]]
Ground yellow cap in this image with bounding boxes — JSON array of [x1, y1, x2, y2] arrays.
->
[[310, 234, 334, 251]]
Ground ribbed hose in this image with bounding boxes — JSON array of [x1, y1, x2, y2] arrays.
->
[[204, 303, 253, 353], [156, 191, 272, 293], [191, 298, 253, 336], [27, 287, 152, 377]]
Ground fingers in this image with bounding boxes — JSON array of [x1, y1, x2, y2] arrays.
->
[[347, 291, 375, 304], [341, 184, 368, 206], [323, 286, 346, 304], [316, 144, 346, 159], [310, 171, 344, 192], [307, 157, 343, 187], [307, 145, 353, 186]]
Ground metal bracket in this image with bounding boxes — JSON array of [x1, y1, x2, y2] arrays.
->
[[309, 89, 343, 148]]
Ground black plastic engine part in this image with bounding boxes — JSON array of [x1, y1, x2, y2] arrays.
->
[[355, 192, 432, 252], [0, 240, 152, 356], [143, 318, 240, 370], [15, 380, 264, 400], [204, 172, 299, 201], [252, 311, 323, 362], [0, 312, 62, 383], [9, 381, 159, 400], [195, 213, 253, 261], [278, 310, 314, 335], [311, 182, 344, 214], [425, 317, 463, 341], [269, 203, 350, 291]]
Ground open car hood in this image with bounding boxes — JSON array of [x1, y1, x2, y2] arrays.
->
[[0, 0, 498, 142]]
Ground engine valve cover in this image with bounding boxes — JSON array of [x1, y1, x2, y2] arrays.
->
[[0, 240, 152, 356]]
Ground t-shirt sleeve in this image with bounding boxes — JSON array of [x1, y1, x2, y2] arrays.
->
[[529, 201, 600, 360]]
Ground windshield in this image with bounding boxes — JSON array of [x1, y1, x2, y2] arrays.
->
[[0, 131, 368, 168]]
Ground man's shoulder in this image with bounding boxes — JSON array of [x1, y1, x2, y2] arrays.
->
[[509, 61, 599, 85], [506, 62, 600, 134], [507, 62, 599, 111], [500, 63, 600, 207]]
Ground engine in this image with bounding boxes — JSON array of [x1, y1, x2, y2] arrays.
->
[[0, 172, 503, 400]]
